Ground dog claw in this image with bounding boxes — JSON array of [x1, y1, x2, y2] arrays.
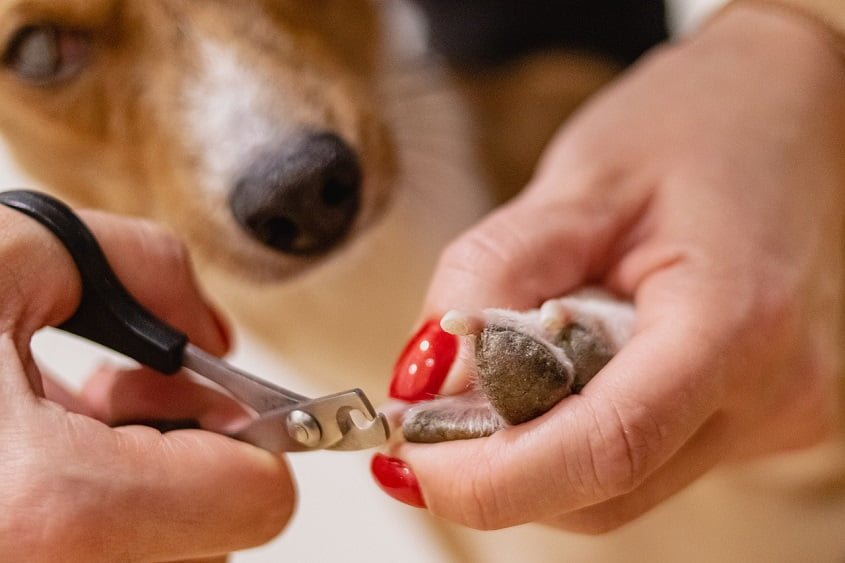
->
[[539, 299, 571, 333], [440, 309, 484, 336]]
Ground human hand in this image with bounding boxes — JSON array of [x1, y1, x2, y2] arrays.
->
[[0, 206, 295, 561], [372, 3, 845, 532]]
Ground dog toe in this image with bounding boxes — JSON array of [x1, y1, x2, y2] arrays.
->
[[402, 391, 504, 443], [398, 289, 634, 442]]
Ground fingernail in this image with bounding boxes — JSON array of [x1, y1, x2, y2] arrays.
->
[[371, 454, 426, 508], [209, 306, 233, 351], [389, 319, 457, 402]]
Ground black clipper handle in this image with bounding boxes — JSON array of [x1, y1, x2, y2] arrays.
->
[[0, 190, 187, 374]]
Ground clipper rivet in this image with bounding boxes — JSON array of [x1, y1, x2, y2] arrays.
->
[[287, 410, 322, 447]]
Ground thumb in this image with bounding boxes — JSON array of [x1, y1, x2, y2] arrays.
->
[[22, 412, 295, 560], [104, 427, 295, 559], [422, 188, 623, 316]]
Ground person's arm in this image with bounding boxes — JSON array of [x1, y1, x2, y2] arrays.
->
[[733, 0, 845, 54]]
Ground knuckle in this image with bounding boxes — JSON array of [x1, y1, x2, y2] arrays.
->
[[582, 400, 662, 499], [536, 129, 632, 198], [440, 232, 510, 281]]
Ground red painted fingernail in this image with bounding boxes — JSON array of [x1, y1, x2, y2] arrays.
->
[[371, 454, 426, 508], [389, 319, 457, 402]]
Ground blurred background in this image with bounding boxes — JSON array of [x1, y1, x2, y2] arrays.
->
[[0, 1, 725, 561]]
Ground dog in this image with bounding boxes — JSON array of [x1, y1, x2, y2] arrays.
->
[[0, 0, 493, 396], [2, 1, 843, 562]]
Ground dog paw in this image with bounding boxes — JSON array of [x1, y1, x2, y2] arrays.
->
[[401, 289, 634, 443]]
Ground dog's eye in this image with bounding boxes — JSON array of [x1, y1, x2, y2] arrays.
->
[[2, 25, 89, 84]]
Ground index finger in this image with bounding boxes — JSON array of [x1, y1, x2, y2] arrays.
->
[[0, 206, 228, 402], [421, 193, 617, 316], [81, 210, 230, 356]]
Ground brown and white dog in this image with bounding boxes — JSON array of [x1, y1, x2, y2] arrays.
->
[[2, 2, 843, 562], [0, 0, 615, 394], [0, 0, 481, 394]]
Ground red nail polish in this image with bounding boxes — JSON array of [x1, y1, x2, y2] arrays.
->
[[371, 454, 426, 508], [389, 319, 457, 402]]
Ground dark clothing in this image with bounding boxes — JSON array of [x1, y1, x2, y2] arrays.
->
[[411, 0, 668, 67]]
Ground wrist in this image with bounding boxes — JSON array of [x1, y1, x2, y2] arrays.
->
[[705, 1, 845, 65], [697, 1, 845, 191], [682, 1, 845, 107], [725, 0, 845, 58]]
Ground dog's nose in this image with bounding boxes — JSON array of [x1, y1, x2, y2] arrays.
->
[[230, 133, 362, 256]]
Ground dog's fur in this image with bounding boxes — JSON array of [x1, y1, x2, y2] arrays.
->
[[2, 2, 844, 562]]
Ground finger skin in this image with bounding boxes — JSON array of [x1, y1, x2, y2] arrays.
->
[[80, 210, 229, 356], [0, 207, 228, 356], [0, 207, 229, 400], [40, 371, 96, 417], [552, 373, 835, 535], [421, 190, 644, 396], [392, 317, 716, 529], [80, 365, 251, 432], [423, 192, 635, 316], [0, 207, 82, 396]]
